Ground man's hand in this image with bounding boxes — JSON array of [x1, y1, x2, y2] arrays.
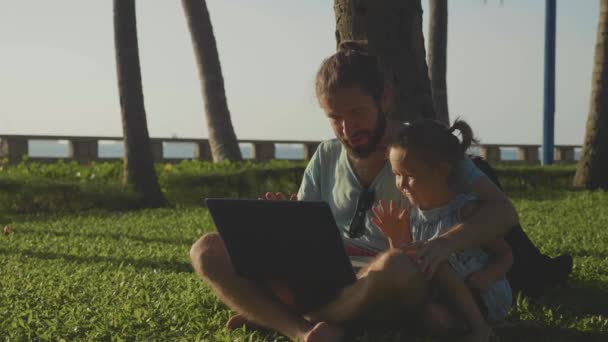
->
[[466, 271, 493, 291], [414, 237, 453, 280], [259, 192, 298, 200], [371, 200, 411, 249]]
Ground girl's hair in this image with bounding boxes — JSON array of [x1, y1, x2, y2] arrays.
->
[[315, 40, 385, 105], [391, 119, 478, 176]]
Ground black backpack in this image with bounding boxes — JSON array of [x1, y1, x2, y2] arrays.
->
[[469, 155, 503, 191], [468, 155, 571, 298]]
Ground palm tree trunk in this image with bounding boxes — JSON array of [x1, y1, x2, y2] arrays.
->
[[181, 0, 242, 162], [428, 0, 449, 125], [114, 0, 166, 207], [334, 0, 436, 122], [574, 0, 608, 190]]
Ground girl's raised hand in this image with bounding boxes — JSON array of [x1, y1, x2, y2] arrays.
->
[[371, 200, 411, 249]]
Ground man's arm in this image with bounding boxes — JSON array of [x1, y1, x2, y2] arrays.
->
[[416, 175, 519, 278], [442, 175, 519, 251]]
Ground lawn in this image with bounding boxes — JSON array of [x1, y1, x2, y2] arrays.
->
[[1, 189, 608, 341]]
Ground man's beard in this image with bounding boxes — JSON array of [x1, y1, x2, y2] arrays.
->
[[340, 113, 387, 159]]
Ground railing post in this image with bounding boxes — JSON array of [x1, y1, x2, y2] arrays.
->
[[194, 140, 212, 161], [252, 142, 275, 161], [542, 0, 556, 165], [303, 142, 320, 160], [69, 139, 98, 164], [517, 146, 539, 163], [150, 140, 164, 163], [480, 145, 501, 163], [0, 137, 28, 163], [554, 146, 574, 162]]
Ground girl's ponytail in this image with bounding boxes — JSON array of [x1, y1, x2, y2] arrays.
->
[[449, 119, 478, 154]]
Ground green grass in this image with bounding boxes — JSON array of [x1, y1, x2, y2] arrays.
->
[[0, 159, 305, 214], [1, 190, 607, 341], [0, 159, 577, 215]]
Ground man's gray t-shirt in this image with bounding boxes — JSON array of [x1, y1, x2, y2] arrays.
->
[[297, 139, 484, 253]]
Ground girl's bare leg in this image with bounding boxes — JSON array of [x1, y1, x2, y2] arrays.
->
[[429, 263, 494, 341]]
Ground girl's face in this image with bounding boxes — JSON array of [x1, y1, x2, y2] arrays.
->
[[389, 147, 450, 209]]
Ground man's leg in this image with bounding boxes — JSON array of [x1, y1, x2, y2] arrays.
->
[[190, 233, 342, 342], [307, 248, 428, 325]]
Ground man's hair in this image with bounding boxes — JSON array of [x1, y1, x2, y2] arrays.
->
[[315, 40, 385, 105]]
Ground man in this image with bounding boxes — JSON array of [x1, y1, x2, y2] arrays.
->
[[190, 41, 571, 341]]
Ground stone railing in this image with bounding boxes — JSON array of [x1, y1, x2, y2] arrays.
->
[[0, 134, 579, 164], [0, 134, 320, 164], [476, 144, 579, 164]]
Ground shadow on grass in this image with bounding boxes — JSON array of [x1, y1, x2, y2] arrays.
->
[[230, 320, 608, 342], [533, 279, 608, 316], [494, 323, 608, 342], [339, 322, 607, 342], [14, 226, 196, 246], [0, 247, 193, 273]]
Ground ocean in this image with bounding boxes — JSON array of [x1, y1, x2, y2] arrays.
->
[[26, 140, 581, 161], [27, 140, 308, 160]]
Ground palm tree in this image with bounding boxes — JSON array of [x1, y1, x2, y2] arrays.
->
[[181, 0, 242, 162], [334, 0, 436, 122], [427, 0, 449, 124], [574, 0, 608, 189], [114, 0, 166, 207]]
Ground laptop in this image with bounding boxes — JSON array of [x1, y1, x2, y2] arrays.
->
[[205, 198, 358, 313]]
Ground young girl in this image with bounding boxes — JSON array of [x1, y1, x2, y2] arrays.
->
[[371, 119, 513, 340]]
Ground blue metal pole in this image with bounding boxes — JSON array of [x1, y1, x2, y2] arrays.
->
[[543, 0, 556, 165]]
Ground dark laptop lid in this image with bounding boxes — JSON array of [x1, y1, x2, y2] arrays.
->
[[205, 198, 357, 312]]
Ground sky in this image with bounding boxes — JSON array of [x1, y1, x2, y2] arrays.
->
[[0, 0, 600, 145]]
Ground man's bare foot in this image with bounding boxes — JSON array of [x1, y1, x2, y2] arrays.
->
[[303, 322, 344, 342], [226, 313, 263, 331]]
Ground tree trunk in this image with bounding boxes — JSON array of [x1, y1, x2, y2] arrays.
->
[[334, 0, 436, 122], [181, 0, 242, 162], [574, 0, 608, 190], [428, 0, 449, 125], [114, 0, 166, 207]]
